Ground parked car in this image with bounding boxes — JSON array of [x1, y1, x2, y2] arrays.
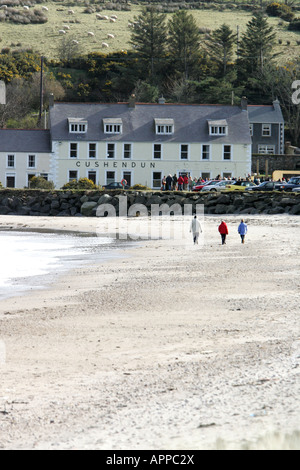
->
[[103, 182, 129, 190], [245, 181, 286, 191], [201, 180, 235, 192], [226, 180, 257, 191], [292, 186, 300, 192], [192, 180, 220, 192], [281, 176, 300, 192]]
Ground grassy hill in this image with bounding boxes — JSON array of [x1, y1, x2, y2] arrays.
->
[[0, 2, 299, 63]]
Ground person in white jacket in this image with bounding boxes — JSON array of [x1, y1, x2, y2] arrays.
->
[[190, 215, 202, 244]]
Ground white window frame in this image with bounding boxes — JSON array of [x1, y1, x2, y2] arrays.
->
[[6, 173, 16, 188], [249, 123, 253, 136], [258, 144, 275, 154], [223, 144, 232, 161], [209, 125, 228, 136], [180, 144, 189, 160], [123, 143, 132, 159], [28, 154, 36, 169], [153, 143, 162, 160], [70, 142, 78, 159], [68, 170, 78, 182], [106, 170, 116, 185], [152, 171, 162, 189], [7, 154, 15, 168], [262, 124, 271, 137], [154, 119, 174, 135], [88, 142, 97, 159], [68, 119, 88, 134], [87, 170, 97, 185], [201, 144, 211, 160], [105, 123, 122, 134], [106, 143, 116, 159]]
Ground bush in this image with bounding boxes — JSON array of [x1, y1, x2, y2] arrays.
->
[[61, 178, 98, 190], [288, 18, 300, 31], [131, 184, 151, 191], [29, 176, 54, 190], [266, 2, 295, 21]]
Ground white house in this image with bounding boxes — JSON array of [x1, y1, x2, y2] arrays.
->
[[48, 98, 252, 189]]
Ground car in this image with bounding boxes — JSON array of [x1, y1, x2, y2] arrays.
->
[[226, 180, 257, 191], [103, 182, 129, 190], [200, 180, 235, 192], [281, 176, 300, 192], [245, 181, 286, 191], [192, 180, 220, 192], [292, 186, 300, 192]]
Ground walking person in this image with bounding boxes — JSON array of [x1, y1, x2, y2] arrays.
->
[[238, 219, 248, 244], [172, 174, 178, 191], [218, 220, 228, 245], [190, 215, 202, 245]]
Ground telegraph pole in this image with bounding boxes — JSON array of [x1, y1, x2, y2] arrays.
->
[[38, 56, 44, 127]]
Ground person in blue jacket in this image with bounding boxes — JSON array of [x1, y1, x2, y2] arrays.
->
[[238, 219, 248, 244]]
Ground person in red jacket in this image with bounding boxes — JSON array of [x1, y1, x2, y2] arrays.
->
[[177, 175, 184, 191], [218, 220, 229, 245]]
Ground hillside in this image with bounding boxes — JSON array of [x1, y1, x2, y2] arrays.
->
[[0, 1, 299, 62]]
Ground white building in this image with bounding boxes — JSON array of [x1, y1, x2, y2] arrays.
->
[[0, 129, 51, 188], [48, 98, 252, 189]]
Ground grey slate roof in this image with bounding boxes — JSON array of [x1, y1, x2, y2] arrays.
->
[[49, 102, 252, 145], [0, 129, 51, 153], [248, 100, 284, 124]]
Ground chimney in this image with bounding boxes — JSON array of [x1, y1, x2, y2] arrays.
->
[[158, 96, 166, 105], [241, 96, 248, 111], [128, 93, 136, 108], [0, 80, 6, 105], [49, 93, 54, 108]]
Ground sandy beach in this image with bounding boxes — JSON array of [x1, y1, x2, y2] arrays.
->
[[0, 213, 299, 450]]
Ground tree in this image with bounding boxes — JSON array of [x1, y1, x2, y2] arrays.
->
[[237, 12, 277, 81], [129, 6, 167, 78], [205, 24, 235, 76], [168, 10, 201, 80]]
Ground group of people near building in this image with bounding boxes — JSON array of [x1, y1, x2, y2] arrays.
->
[[162, 175, 252, 191], [190, 217, 248, 245]]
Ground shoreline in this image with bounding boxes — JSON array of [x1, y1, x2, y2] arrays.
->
[[0, 214, 299, 450]]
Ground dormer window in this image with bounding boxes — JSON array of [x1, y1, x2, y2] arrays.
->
[[208, 119, 228, 136], [103, 118, 122, 134], [68, 118, 88, 134], [155, 118, 174, 135]]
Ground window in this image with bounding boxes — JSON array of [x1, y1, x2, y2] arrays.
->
[[223, 145, 232, 160], [153, 144, 162, 160], [7, 154, 15, 168], [249, 124, 253, 136], [223, 172, 232, 179], [6, 175, 15, 188], [40, 173, 48, 181], [153, 172, 162, 189], [88, 171, 97, 184], [70, 143, 78, 159], [68, 118, 87, 134], [107, 143, 115, 159], [180, 144, 189, 160], [69, 170, 78, 182], [88, 143, 97, 159], [208, 120, 228, 136], [258, 144, 275, 154], [103, 118, 122, 134], [201, 172, 211, 180], [201, 145, 210, 160], [106, 171, 115, 185], [154, 119, 174, 135], [123, 143, 132, 159], [262, 124, 271, 137], [28, 155, 36, 168]]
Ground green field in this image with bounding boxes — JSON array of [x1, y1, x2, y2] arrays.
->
[[0, 2, 299, 62]]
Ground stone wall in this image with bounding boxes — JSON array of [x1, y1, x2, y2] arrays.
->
[[0, 189, 300, 217]]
